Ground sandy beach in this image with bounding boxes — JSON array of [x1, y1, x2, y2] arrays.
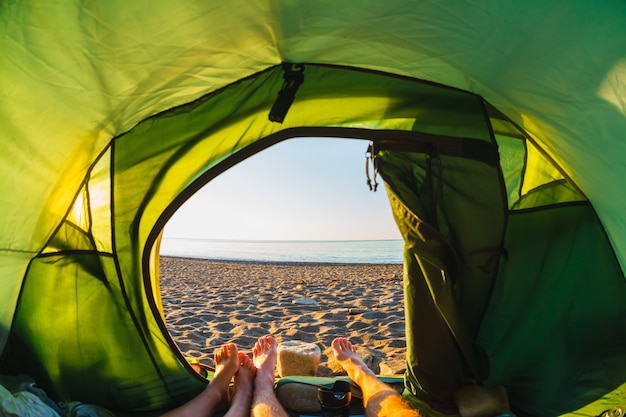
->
[[159, 256, 406, 377]]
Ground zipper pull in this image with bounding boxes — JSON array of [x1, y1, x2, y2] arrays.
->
[[269, 63, 305, 123], [365, 141, 378, 191]]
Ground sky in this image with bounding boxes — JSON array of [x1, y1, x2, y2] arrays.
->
[[163, 137, 403, 241]]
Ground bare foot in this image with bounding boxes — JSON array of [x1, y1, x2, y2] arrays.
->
[[332, 337, 358, 362], [251, 336, 289, 417], [253, 335, 278, 386], [160, 343, 240, 417], [237, 352, 256, 382], [210, 343, 240, 405], [235, 352, 256, 396], [331, 338, 375, 383], [224, 352, 256, 417]]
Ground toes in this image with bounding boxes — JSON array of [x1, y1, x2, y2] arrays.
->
[[215, 343, 239, 366], [332, 337, 355, 354], [332, 337, 343, 347], [226, 343, 238, 358]]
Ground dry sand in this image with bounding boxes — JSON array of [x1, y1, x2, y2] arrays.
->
[[159, 256, 407, 377]]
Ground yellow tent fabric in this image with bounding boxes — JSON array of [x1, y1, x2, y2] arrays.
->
[[1, 1, 625, 415]]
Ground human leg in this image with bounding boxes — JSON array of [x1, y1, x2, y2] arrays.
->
[[332, 338, 423, 417], [161, 343, 240, 417], [223, 352, 256, 417], [250, 336, 289, 417]]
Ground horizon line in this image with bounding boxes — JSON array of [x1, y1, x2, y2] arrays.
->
[[161, 237, 403, 243]]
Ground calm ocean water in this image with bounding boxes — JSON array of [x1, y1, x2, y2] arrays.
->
[[160, 238, 404, 264]]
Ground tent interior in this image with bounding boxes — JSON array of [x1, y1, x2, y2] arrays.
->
[[1, 2, 626, 417]]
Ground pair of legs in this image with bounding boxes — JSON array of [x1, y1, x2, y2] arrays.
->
[[163, 336, 421, 417], [161, 343, 255, 417], [161, 336, 288, 417]]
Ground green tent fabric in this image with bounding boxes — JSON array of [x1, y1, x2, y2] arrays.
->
[[1, 1, 625, 416]]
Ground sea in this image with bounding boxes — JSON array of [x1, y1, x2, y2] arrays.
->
[[159, 238, 404, 264]]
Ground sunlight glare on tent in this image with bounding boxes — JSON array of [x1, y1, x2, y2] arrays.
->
[[598, 58, 626, 116], [69, 192, 86, 228], [68, 184, 109, 230]]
